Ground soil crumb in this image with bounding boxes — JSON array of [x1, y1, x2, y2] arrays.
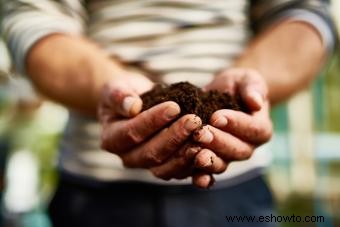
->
[[141, 82, 247, 124]]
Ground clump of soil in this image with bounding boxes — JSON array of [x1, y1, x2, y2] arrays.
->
[[141, 82, 247, 124]]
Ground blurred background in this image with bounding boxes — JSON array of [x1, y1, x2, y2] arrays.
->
[[0, 1, 339, 227]]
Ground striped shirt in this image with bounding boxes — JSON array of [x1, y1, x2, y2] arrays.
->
[[1, 0, 336, 185]]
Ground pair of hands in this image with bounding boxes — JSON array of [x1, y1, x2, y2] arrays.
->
[[98, 68, 272, 188]]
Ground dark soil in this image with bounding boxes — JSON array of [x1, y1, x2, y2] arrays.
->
[[141, 82, 247, 124]]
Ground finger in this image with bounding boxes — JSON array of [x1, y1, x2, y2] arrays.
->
[[206, 68, 268, 111], [194, 149, 228, 174], [204, 68, 251, 94], [103, 75, 154, 118], [123, 96, 143, 117], [101, 81, 141, 117], [210, 106, 272, 145], [192, 172, 215, 189], [101, 101, 180, 154], [150, 145, 201, 180], [193, 125, 254, 161], [121, 114, 202, 168], [239, 69, 268, 111]]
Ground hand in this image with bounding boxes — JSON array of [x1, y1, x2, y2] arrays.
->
[[98, 73, 154, 119], [191, 68, 273, 186], [98, 73, 204, 181]]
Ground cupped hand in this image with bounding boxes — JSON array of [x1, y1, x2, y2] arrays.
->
[[191, 68, 273, 187], [98, 73, 207, 184]]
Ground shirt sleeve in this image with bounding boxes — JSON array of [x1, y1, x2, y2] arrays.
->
[[1, 0, 87, 75], [249, 0, 337, 55]]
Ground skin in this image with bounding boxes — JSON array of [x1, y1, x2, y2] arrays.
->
[[26, 19, 326, 188], [26, 35, 130, 115]]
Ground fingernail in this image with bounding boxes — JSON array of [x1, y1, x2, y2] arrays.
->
[[250, 91, 263, 107], [165, 105, 180, 119], [184, 118, 199, 131], [212, 117, 228, 128], [197, 127, 213, 144], [123, 96, 138, 114]]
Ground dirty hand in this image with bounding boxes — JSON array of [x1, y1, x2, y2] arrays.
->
[[98, 73, 204, 182], [191, 68, 273, 186]]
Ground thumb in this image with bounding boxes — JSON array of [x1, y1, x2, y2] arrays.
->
[[103, 81, 143, 118], [239, 70, 268, 111], [122, 95, 143, 117]]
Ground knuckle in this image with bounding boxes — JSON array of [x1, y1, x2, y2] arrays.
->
[[141, 108, 156, 124], [163, 119, 196, 151], [126, 124, 144, 144], [167, 134, 184, 149], [143, 149, 163, 166]]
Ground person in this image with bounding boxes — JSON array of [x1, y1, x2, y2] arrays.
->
[[1, 0, 337, 226]]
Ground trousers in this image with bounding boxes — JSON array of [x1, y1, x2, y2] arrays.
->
[[48, 173, 276, 227]]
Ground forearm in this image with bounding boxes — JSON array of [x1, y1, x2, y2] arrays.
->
[[26, 34, 126, 114], [234, 20, 326, 105]]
